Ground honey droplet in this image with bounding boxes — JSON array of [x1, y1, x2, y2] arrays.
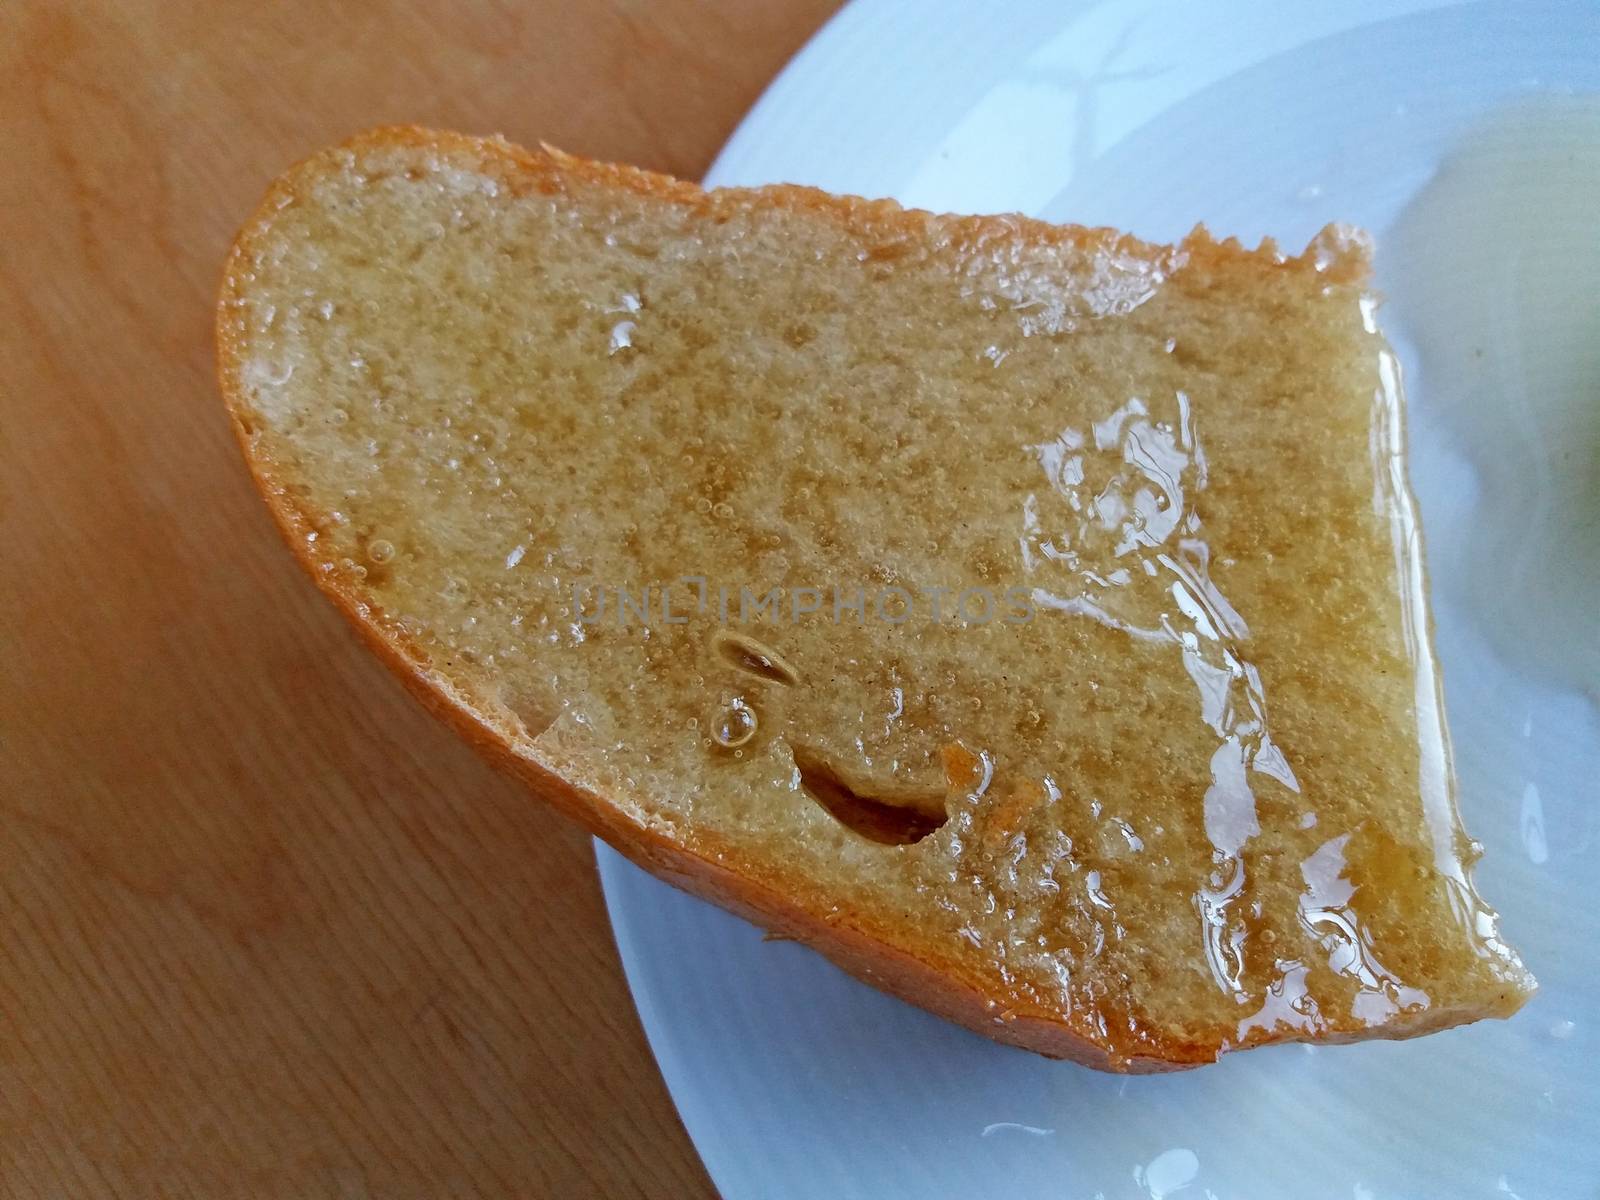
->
[[711, 698, 758, 749]]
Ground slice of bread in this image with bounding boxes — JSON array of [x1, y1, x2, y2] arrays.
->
[[217, 127, 1534, 1071]]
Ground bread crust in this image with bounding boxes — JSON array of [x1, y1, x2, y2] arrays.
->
[[215, 126, 1430, 1071]]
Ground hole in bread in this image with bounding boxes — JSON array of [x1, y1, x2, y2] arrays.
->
[[500, 689, 557, 742], [791, 743, 947, 846], [712, 630, 800, 687]]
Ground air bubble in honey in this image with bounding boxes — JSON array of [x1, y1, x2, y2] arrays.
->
[[711, 698, 758, 750], [367, 539, 396, 564]]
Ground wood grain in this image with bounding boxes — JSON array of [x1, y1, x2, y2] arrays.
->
[[0, 2, 840, 1195]]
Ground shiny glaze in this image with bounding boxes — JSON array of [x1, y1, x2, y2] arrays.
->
[[233, 142, 1535, 1062]]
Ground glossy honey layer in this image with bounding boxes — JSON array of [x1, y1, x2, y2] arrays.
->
[[223, 132, 1535, 1064]]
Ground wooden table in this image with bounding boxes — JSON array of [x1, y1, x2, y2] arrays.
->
[[1, 3, 840, 1194]]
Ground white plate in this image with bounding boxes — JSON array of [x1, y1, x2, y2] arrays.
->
[[597, 3, 1600, 1196]]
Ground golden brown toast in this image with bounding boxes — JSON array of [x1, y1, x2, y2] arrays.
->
[[216, 126, 1534, 1071]]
